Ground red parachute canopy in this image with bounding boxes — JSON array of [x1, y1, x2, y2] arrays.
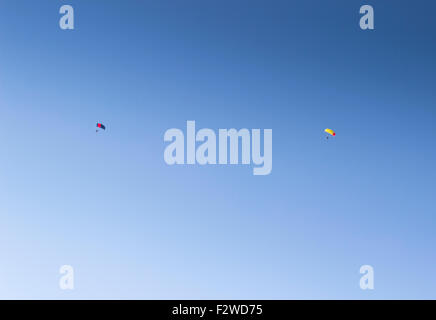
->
[[96, 123, 106, 130]]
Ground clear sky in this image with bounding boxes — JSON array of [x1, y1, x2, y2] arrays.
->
[[0, 0, 435, 299]]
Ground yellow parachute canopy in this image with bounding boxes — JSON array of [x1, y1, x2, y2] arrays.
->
[[324, 128, 336, 136]]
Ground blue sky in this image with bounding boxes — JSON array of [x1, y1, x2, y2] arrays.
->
[[0, 0, 435, 299]]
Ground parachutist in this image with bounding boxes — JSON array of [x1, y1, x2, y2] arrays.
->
[[96, 123, 106, 133]]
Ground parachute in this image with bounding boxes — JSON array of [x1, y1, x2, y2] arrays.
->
[[324, 128, 335, 139], [96, 123, 106, 132]]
